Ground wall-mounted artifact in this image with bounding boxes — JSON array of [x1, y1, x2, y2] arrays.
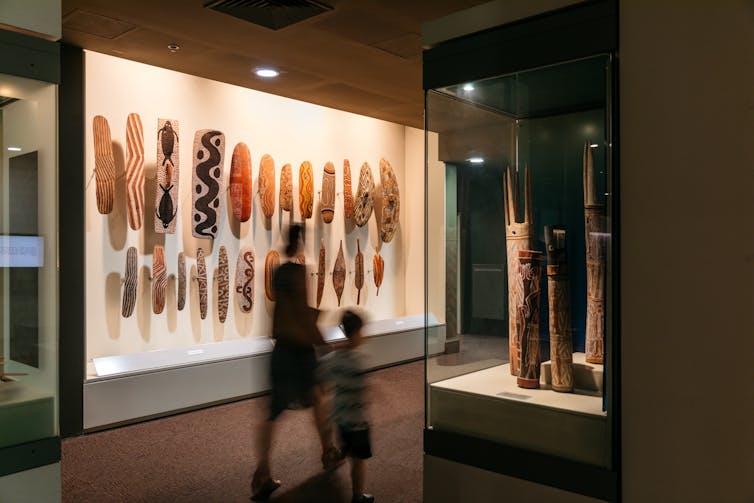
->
[[316, 239, 326, 308], [379, 158, 400, 243], [321, 162, 336, 223], [125, 113, 144, 231], [235, 246, 255, 313], [355, 239, 364, 304], [583, 142, 607, 365], [259, 154, 276, 219], [545, 226, 573, 393], [343, 159, 354, 221], [229, 142, 252, 223], [152, 245, 167, 315], [177, 252, 186, 311], [333, 240, 345, 306], [122, 246, 137, 318], [197, 247, 208, 319], [354, 162, 375, 227], [294, 253, 305, 265], [192, 129, 225, 239], [93, 115, 115, 214], [516, 250, 543, 390], [586, 232, 608, 364], [299, 161, 314, 219], [155, 118, 180, 233], [373, 249, 384, 295], [217, 246, 229, 323], [503, 166, 534, 376], [264, 250, 279, 302], [279, 163, 293, 212]]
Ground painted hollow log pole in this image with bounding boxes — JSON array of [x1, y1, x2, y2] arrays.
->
[[503, 166, 533, 375], [583, 141, 607, 364], [545, 226, 573, 392], [586, 232, 608, 364], [516, 249, 543, 389]]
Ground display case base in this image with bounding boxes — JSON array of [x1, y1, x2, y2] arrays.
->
[[429, 360, 607, 467], [0, 383, 55, 447], [84, 314, 443, 430]]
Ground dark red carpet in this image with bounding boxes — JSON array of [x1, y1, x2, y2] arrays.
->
[[62, 360, 423, 503]]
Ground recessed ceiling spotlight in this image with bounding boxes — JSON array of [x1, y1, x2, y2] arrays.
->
[[7, 147, 21, 152], [467, 157, 484, 164], [255, 68, 279, 78], [590, 143, 599, 148], [462, 83, 475, 91], [167, 43, 181, 53]]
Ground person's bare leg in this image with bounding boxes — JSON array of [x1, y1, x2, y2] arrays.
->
[[351, 457, 365, 497], [311, 385, 332, 449], [253, 420, 275, 486]]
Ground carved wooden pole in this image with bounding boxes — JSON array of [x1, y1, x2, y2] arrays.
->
[[586, 232, 608, 364], [504, 166, 533, 375], [583, 142, 607, 364], [516, 250, 543, 389], [545, 226, 573, 392]]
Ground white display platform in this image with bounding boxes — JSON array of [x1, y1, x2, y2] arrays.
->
[[429, 359, 608, 467], [0, 382, 55, 447], [84, 313, 444, 430], [0, 462, 61, 503]]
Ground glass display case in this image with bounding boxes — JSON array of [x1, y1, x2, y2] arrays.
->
[[425, 54, 615, 468], [0, 72, 58, 450]]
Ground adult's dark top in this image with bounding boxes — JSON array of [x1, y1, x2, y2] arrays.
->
[[272, 261, 324, 348]]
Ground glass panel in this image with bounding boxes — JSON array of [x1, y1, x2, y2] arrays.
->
[[0, 74, 58, 448], [425, 55, 613, 467]]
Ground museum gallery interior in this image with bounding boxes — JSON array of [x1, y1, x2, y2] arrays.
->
[[0, 1, 751, 502]]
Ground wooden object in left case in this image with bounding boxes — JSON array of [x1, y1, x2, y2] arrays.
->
[[155, 119, 179, 233], [192, 129, 225, 239], [545, 226, 573, 393], [125, 113, 144, 230], [93, 115, 115, 214], [197, 248, 208, 319], [217, 246, 229, 323], [516, 250, 544, 390], [122, 247, 138, 317], [152, 245, 167, 314]]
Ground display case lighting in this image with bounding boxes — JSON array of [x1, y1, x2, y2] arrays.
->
[[167, 43, 181, 53], [468, 157, 484, 164], [7, 147, 21, 152], [462, 83, 475, 91], [590, 143, 599, 148], [255, 68, 279, 78]]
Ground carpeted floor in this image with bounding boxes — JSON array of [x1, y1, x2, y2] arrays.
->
[[62, 360, 424, 503]]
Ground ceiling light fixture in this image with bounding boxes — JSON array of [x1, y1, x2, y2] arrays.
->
[[590, 143, 599, 148], [167, 43, 181, 53], [462, 83, 475, 91], [7, 147, 21, 152], [255, 68, 279, 78], [467, 157, 484, 164]]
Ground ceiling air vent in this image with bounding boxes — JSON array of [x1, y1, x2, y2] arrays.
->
[[205, 0, 333, 31]]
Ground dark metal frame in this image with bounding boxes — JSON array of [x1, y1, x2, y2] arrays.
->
[[0, 28, 62, 477], [423, 1, 621, 500]]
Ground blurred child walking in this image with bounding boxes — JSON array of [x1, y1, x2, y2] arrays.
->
[[318, 310, 375, 503]]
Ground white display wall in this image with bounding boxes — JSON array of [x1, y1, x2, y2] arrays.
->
[[84, 51, 426, 376]]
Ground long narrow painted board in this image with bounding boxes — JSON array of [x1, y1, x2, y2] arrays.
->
[[93, 115, 115, 214], [217, 246, 229, 323], [259, 154, 276, 219], [197, 248, 208, 319], [235, 246, 255, 313], [177, 252, 186, 311], [354, 162, 375, 227], [321, 162, 336, 223], [229, 142, 252, 223], [122, 247, 137, 317], [192, 130, 225, 239], [155, 119, 180, 233], [265, 250, 279, 302], [343, 159, 354, 221], [152, 245, 167, 314], [316, 240, 326, 308], [379, 158, 400, 243], [279, 163, 293, 212], [299, 161, 313, 219], [355, 239, 364, 305], [333, 240, 345, 306], [125, 113, 145, 230]]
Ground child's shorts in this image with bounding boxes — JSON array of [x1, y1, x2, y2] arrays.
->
[[337, 425, 372, 459]]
